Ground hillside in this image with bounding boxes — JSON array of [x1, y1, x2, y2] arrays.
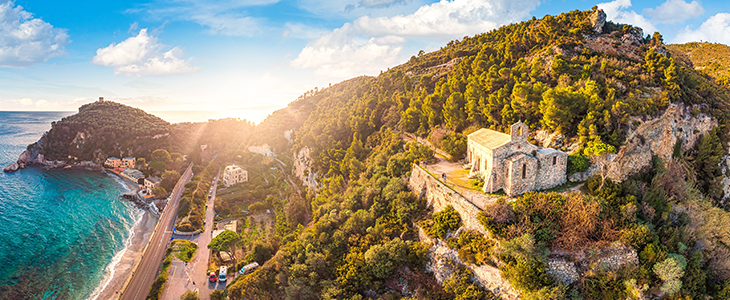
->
[[225, 7, 730, 300], [668, 42, 730, 87], [37, 99, 171, 163]]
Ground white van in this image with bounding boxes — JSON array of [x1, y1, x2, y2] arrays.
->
[[218, 266, 227, 282]]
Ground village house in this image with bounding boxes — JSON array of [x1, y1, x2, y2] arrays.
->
[[144, 176, 162, 193], [121, 168, 145, 184], [121, 157, 136, 169], [104, 157, 121, 168], [223, 164, 248, 187], [467, 122, 567, 196]]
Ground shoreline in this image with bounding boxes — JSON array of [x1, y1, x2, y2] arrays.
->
[[87, 170, 156, 300], [88, 209, 157, 300]]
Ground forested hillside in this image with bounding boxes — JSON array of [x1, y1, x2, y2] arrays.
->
[[668, 42, 730, 87], [225, 7, 730, 300], [39, 100, 170, 161]]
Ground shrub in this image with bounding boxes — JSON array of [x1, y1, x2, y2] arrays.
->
[[567, 153, 590, 174], [478, 199, 513, 237], [428, 205, 462, 239]]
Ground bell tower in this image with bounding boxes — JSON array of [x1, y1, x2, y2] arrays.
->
[[510, 121, 528, 142]]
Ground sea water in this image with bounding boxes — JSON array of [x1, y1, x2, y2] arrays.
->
[[0, 112, 140, 300]]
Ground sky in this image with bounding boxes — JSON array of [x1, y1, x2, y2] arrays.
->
[[0, 0, 728, 123]]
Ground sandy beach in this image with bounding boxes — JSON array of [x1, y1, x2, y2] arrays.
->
[[89, 171, 157, 300], [90, 209, 158, 300]]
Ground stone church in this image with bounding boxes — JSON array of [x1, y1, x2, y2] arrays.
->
[[467, 122, 567, 196]]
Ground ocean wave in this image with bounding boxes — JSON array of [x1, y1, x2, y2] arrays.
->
[[86, 208, 144, 300]]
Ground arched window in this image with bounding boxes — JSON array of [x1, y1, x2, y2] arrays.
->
[[518, 127, 523, 136], [522, 164, 526, 179], [552, 156, 556, 165]]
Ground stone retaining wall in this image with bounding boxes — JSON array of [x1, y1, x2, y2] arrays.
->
[[173, 229, 201, 236], [409, 164, 487, 235]]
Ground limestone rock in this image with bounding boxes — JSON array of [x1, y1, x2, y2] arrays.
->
[[606, 103, 715, 183], [546, 258, 580, 285], [589, 9, 606, 33]]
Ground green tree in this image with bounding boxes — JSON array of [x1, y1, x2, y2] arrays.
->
[[154, 186, 167, 199], [584, 137, 617, 190], [180, 290, 200, 300], [152, 149, 172, 165], [429, 205, 462, 238], [210, 290, 227, 300], [136, 157, 147, 170], [443, 92, 467, 130], [161, 170, 181, 191], [208, 230, 240, 252], [539, 86, 587, 134], [148, 161, 167, 175]]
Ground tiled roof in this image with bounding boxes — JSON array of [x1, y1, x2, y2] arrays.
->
[[467, 128, 511, 149]]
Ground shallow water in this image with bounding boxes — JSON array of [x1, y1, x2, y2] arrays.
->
[[0, 112, 139, 300]]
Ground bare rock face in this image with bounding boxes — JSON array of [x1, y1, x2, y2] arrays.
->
[[606, 103, 716, 182], [589, 9, 606, 33]]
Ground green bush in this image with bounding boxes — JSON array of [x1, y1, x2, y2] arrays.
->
[[427, 205, 462, 239], [567, 153, 590, 175]]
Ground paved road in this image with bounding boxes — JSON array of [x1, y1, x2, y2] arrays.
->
[[163, 167, 226, 299], [120, 163, 194, 300]]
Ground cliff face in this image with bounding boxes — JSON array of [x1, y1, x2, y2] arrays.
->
[[604, 103, 716, 182]]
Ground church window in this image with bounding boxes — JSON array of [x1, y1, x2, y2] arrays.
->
[[518, 127, 522, 136], [522, 164, 526, 179], [552, 156, 556, 165]]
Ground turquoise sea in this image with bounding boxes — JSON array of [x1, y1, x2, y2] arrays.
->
[[0, 112, 141, 300]]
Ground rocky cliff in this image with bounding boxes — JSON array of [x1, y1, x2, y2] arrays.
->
[[605, 103, 716, 182]]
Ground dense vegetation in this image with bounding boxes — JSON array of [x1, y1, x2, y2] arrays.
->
[[38, 100, 170, 161], [223, 7, 730, 300], [668, 42, 730, 87], [32, 6, 730, 300]]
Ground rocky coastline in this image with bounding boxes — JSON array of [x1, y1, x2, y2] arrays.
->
[[3, 140, 101, 173]]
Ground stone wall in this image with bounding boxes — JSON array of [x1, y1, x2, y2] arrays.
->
[[409, 164, 487, 235], [535, 152, 568, 190]]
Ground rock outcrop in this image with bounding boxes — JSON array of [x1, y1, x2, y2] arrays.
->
[[606, 103, 716, 182], [4, 140, 46, 172], [589, 9, 606, 33]]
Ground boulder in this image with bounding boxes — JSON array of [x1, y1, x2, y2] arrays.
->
[[3, 163, 19, 172]]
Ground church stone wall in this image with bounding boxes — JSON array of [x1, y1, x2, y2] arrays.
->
[[409, 165, 487, 235], [535, 153, 568, 190], [506, 155, 538, 196]]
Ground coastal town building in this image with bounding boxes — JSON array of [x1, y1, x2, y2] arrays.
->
[[121, 157, 136, 169], [144, 176, 162, 193], [104, 157, 121, 168], [467, 122, 567, 196], [223, 164, 247, 187], [121, 168, 145, 184]]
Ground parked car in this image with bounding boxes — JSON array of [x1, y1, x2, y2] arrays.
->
[[218, 266, 227, 282], [239, 262, 260, 275], [208, 272, 217, 282]]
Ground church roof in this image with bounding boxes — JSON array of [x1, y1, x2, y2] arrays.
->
[[467, 128, 511, 149]]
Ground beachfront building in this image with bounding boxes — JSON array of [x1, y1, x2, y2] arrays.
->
[[104, 157, 121, 168], [145, 176, 162, 193], [121, 157, 136, 169], [121, 168, 145, 184], [467, 121, 567, 196], [223, 164, 247, 187]]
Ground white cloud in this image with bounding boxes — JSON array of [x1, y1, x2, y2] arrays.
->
[[9, 97, 48, 107], [0, 1, 70, 68], [292, 0, 539, 80], [598, 0, 658, 35], [673, 13, 730, 44], [643, 0, 704, 24], [92, 29, 199, 77]]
